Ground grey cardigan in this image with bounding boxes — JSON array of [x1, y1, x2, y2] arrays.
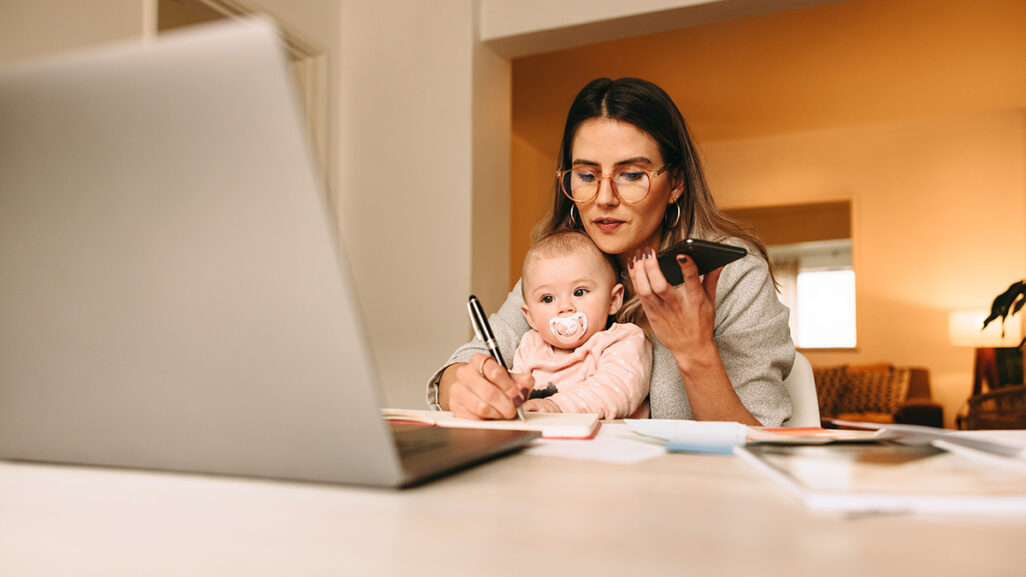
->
[[426, 245, 794, 426]]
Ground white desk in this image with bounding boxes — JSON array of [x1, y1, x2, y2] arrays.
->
[[2, 444, 1024, 576]]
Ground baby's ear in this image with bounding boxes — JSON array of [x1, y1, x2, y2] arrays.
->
[[609, 283, 625, 315], [520, 303, 538, 331]]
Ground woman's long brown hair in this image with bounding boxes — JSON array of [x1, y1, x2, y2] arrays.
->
[[533, 77, 773, 329]]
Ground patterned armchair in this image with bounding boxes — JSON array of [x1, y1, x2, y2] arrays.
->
[[813, 363, 944, 428]]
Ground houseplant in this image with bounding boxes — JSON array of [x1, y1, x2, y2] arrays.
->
[[983, 280, 1026, 343], [981, 280, 1025, 387]]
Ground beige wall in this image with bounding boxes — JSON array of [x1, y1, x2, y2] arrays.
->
[[703, 111, 1025, 427], [0, 0, 495, 409], [0, 0, 146, 65]]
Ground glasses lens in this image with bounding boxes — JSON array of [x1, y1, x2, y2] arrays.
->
[[566, 169, 598, 201], [559, 166, 653, 203], [613, 167, 651, 202]]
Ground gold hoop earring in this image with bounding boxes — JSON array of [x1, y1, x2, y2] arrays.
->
[[664, 202, 681, 229], [568, 205, 580, 227]]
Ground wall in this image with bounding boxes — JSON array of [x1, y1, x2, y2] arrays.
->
[[704, 111, 1025, 427], [335, 0, 486, 408], [0, 0, 503, 409], [210, 0, 499, 409], [0, 0, 147, 65], [511, 0, 1026, 427]]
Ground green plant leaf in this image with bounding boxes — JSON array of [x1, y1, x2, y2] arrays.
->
[[983, 280, 1026, 330]]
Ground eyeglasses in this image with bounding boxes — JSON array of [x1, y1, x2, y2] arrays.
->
[[555, 164, 670, 204]]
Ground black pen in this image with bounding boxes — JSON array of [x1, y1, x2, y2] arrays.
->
[[466, 295, 526, 422]]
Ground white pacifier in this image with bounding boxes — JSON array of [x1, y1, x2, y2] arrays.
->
[[548, 312, 588, 346]]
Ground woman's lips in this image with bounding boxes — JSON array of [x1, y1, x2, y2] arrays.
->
[[593, 218, 624, 233]]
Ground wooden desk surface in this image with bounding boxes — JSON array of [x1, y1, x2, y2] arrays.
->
[[2, 444, 1024, 576]]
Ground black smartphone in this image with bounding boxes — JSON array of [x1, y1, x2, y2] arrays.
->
[[656, 238, 747, 285]]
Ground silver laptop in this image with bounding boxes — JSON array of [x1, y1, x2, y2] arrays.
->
[[0, 17, 536, 488]]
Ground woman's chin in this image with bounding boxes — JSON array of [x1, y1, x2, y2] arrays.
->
[[588, 235, 631, 257]]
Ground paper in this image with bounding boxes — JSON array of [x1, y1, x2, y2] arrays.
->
[[747, 427, 888, 445], [623, 420, 896, 454], [831, 420, 1026, 459], [381, 408, 600, 439], [523, 424, 666, 463], [737, 442, 1026, 515], [624, 419, 747, 454]]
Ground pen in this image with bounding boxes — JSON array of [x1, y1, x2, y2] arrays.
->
[[467, 295, 526, 422]]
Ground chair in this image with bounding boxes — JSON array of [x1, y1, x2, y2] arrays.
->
[[967, 385, 1026, 429], [780, 351, 820, 427]]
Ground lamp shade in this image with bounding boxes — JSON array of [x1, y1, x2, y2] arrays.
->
[[948, 309, 1023, 347]]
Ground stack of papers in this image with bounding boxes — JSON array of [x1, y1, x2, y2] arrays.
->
[[737, 440, 1026, 515], [623, 420, 886, 454]]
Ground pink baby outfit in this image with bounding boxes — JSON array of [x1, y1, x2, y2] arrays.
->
[[512, 322, 651, 419]]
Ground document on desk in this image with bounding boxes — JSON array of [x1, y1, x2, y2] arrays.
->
[[623, 420, 886, 454], [381, 408, 600, 439], [737, 441, 1026, 515]]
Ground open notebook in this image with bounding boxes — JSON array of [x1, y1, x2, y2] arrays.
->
[[382, 409, 601, 439]]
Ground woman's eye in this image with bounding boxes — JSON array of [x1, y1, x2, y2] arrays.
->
[[573, 288, 588, 297], [573, 170, 597, 183], [617, 170, 646, 183], [540, 295, 554, 304]]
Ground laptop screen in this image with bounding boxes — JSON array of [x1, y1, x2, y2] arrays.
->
[[0, 18, 409, 485]]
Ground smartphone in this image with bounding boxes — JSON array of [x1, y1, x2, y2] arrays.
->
[[656, 238, 747, 285]]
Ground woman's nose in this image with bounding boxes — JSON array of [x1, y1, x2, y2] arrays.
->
[[594, 177, 619, 207]]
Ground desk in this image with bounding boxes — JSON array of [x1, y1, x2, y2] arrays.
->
[[2, 445, 1024, 576]]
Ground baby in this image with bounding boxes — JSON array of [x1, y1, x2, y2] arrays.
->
[[514, 230, 652, 419]]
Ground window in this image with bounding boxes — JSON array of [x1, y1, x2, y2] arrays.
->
[[769, 240, 856, 348], [726, 201, 856, 349]]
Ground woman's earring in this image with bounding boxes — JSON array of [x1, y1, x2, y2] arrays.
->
[[664, 202, 681, 229], [569, 204, 579, 227]]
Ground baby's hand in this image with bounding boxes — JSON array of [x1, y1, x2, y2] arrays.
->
[[522, 398, 561, 413]]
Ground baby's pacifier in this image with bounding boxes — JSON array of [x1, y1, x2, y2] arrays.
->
[[548, 312, 588, 346]]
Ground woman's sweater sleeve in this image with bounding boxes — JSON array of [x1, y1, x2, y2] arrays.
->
[[647, 249, 795, 426], [711, 252, 794, 426], [425, 280, 532, 409]]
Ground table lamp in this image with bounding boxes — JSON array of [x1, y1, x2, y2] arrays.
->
[[948, 309, 1023, 397]]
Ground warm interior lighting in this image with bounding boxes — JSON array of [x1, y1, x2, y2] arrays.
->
[[948, 310, 1022, 348], [949, 309, 1023, 403]]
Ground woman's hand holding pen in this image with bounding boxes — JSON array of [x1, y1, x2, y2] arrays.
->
[[446, 353, 534, 420]]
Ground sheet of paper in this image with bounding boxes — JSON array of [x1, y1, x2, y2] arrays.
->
[[738, 442, 1026, 515], [523, 424, 666, 464], [624, 419, 747, 453]]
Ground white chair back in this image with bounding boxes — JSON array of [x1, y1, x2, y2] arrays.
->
[[780, 351, 820, 427]]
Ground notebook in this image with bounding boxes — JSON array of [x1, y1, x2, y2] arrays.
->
[[0, 17, 537, 488], [382, 408, 601, 439]]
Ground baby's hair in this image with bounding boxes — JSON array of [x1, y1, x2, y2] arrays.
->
[[521, 229, 618, 293]]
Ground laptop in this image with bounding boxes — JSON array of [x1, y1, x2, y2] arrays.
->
[[0, 17, 537, 488]]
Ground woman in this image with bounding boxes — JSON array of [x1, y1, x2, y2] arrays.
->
[[427, 77, 793, 426]]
